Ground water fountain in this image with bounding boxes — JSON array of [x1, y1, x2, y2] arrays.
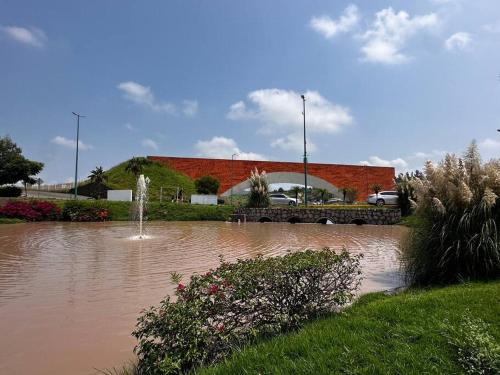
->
[[135, 174, 150, 239]]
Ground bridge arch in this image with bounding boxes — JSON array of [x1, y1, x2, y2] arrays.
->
[[220, 172, 341, 197]]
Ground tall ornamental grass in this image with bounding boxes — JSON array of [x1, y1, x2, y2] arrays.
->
[[402, 141, 500, 285], [247, 167, 270, 208]]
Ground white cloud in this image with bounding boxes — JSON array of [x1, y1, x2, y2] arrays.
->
[[412, 150, 447, 159], [445, 32, 472, 51], [228, 88, 352, 134], [117, 81, 176, 114], [124, 123, 135, 131], [1, 25, 46, 48], [310, 5, 359, 39], [360, 156, 408, 170], [271, 134, 317, 153], [195, 136, 266, 160], [228, 89, 352, 153], [182, 100, 199, 117], [141, 138, 159, 151], [360, 8, 438, 64], [482, 22, 500, 34], [479, 138, 500, 160], [51, 136, 92, 151]]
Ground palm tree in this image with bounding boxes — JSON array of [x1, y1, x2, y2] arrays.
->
[[88, 166, 107, 184], [290, 186, 302, 205], [317, 188, 329, 205], [125, 157, 150, 180]]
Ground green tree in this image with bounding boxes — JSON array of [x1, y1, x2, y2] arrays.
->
[[290, 186, 302, 204], [317, 188, 329, 204], [0, 136, 44, 185], [125, 157, 150, 180], [88, 166, 107, 184], [195, 176, 220, 195]]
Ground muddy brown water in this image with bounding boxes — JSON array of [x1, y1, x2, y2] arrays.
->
[[0, 221, 407, 374]]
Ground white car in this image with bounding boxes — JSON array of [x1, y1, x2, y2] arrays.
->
[[270, 193, 298, 206], [367, 191, 399, 206]]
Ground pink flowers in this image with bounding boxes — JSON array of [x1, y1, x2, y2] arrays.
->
[[208, 284, 219, 295], [216, 323, 224, 332], [0, 200, 60, 221], [177, 283, 186, 292]]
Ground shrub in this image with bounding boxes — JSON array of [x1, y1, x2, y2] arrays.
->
[[0, 185, 22, 197], [443, 313, 500, 375], [345, 188, 358, 203], [133, 248, 361, 374], [247, 168, 270, 208], [402, 141, 500, 285], [62, 200, 110, 222], [195, 176, 220, 195], [395, 171, 423, 216], [0, 200, 60, 221]]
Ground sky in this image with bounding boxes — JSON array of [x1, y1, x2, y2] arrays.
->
[[1, 0, 500, 183]]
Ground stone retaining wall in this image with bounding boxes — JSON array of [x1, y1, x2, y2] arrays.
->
[[230, 207, 401, 225]]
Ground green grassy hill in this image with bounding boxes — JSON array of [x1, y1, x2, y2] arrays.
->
[[104, 160, 196, 201]]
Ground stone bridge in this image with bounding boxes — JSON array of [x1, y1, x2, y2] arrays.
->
[[230, 207, 401, 225]]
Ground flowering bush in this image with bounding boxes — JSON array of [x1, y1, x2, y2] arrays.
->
[[0, 200, 60, 221], [62, 201, 109, 222], [402, 141, 500, 285], [247, 167, 270, 208], [133, 248, 361, 374]]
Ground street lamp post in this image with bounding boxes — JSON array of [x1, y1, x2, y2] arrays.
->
[[231, 153, 239, 205], [301, 95, 308, 207], [72, 112, 85, 199]]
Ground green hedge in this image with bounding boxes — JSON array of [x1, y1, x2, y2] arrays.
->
[[54, 200, 235, 222]]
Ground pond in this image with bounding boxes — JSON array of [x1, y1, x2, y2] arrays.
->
[[0, 221, 407, 374]]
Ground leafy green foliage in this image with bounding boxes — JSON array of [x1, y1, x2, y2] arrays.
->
[[62, 200, 109, 221], [195, 176, 220, 195], [402, 141, 500, 285], [133, 248, 361, 374], [125, 157, 151, 179], [0, 136, 44, 185], [341, 187, 358, 203], [0, 185, 22, 197], [443, 312, 500, 375], [247, 168, 270, 208], [89, 166, 108, 184]]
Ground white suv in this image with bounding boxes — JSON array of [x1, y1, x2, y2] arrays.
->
[[270, 193, 298, 206], [367, 191, 399, 206]]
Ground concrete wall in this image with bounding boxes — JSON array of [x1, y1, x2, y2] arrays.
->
[[230, 207, 401, 225]]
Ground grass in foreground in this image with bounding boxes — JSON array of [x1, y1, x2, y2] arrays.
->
[[0, 217, 23, 224], [198, 281, 500, 375]]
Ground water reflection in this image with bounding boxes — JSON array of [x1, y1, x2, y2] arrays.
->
[[0, 221, 406, 375]]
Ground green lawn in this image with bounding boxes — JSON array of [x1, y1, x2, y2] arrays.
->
[[0, 217, 24, 224], [199, 281, 500, 375]]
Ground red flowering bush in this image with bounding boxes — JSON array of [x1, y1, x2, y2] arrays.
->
[[0, 200, 60, 221], [134, 248, 361, 374], [62, 201, 109, 222]]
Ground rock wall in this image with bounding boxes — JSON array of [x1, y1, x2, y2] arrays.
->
[[230, 207, 401, 225]]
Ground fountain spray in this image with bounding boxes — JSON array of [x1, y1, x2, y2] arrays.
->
[[136, 174, 150, 239]]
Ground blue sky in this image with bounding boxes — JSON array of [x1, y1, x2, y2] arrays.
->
[[1, 0, 500, 183]]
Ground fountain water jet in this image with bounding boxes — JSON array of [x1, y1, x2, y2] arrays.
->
[[135, 174, 150, 239]]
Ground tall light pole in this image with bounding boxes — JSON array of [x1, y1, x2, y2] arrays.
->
[[72, 112, 85, 199], [231, 153, 239, 205], [301, 95, 308, 207]]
